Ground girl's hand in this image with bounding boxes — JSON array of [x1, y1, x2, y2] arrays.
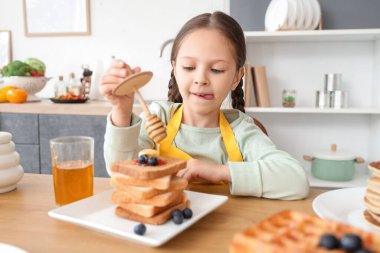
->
[[177, 159, 231, 183], [99, 59, 141, 126]]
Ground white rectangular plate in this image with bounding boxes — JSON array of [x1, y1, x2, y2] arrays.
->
[[48, 190, 228, 247]]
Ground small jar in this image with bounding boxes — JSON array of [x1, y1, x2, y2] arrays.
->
[[282, 89, 296, 107]]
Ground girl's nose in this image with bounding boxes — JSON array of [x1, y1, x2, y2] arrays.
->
[[194, 69, 208, 85]]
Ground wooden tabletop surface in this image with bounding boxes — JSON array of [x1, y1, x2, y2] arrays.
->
[[0, 173, 327, 253]]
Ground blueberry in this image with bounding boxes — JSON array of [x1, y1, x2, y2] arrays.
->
[[138, 155, 148, 164], [171, 209, 182, 219], [319, 233, 340, 249], [182, 208, 193, 219], [172, 214, 184, 225], [341, 234, 363, 252], [147, 157, 158, 166], [133, 223, 146, 236]]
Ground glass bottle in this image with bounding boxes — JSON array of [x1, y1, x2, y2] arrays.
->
[[68, 72, 81, 97], [54, 76, 67, 98]]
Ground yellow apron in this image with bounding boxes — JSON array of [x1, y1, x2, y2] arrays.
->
[[159, 105, 243, 162]]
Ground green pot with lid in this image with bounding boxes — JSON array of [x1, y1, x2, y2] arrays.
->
[[303, 144, 365, 181]]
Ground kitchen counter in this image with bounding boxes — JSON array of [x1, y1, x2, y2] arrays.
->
[[0, 173, 327, 253], [0, 99, 114, 116]]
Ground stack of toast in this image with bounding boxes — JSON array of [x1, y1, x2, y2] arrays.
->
[[110, 154, 189, 225], [230, 210, 380, 253], [364, 161, 380, 227]]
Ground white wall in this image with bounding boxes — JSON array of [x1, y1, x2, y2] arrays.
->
[[0, 0, 229, 100]]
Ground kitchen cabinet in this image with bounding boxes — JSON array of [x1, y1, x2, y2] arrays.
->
[[0, 113, 40, 173], [244, 29, 380, 178], [0, 112, 108, 177]]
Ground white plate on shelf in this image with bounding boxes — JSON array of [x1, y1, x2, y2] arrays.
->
[[265, 0, 289, 32], [301, 0, 313, 30], [48, 189, 228, 247], [285, 0, 298, 30], [312, 187, 380, 233], [0, 243, 28, 253], [294, 0, 305, 30], [309, 0, 321, 30]]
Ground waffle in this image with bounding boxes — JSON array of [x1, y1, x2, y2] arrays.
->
[[229, 210, 380, 253]]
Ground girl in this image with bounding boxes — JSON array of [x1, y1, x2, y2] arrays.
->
[[100, 12, 309, 200]]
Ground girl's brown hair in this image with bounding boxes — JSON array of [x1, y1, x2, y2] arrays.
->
[[168, 11, 246, 112]]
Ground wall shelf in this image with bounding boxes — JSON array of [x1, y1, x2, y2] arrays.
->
[[246, 107, 380, 114], [244, 29, 380, 42], [244, 28, 380, 165]]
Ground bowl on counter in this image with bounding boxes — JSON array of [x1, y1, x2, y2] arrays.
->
[[303, 144, 365, 182], [1, 76, 51, 102], [0, 131, 24, 193]]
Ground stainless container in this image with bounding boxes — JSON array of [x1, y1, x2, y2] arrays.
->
[[316, 90, 330, 108], [324, 73, 342, 91], [330, 90, 349, 108]]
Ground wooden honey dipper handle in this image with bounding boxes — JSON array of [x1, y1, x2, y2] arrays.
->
[[124, 64, 167, 143]]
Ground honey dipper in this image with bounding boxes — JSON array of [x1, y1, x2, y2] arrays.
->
[[112, 65, 167, 144]]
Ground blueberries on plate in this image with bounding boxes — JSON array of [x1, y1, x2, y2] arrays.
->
[[138, 155, 148, 165], [173, 214, 184, 225], [133, 223, 146, 236], [171, 209, 184, 225], [319, 234, 340, 249], [147, 157, 158, 166], [182, 208, 193, 219], [171, 209, 182, 219], [340, 234, 363, 252]]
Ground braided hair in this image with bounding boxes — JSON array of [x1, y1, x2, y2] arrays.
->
[[167, 11, 246, 113]]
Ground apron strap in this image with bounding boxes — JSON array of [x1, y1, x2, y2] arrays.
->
[[219, 112, 243, 162]]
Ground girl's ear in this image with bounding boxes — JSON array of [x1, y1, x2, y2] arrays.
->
[[232, 67, 244, 91]]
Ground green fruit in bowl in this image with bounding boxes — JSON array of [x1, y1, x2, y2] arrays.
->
[[24, 58, 46, 75]]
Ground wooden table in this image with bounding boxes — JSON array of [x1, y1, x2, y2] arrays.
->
[[0, 173, 327, 253]]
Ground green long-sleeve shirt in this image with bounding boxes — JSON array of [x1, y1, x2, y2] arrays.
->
[[104, 101, 309, 200]]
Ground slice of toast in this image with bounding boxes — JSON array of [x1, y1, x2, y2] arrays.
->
[[110, 176, 188, 199], [115, 199, 190, 225], [111, 156, 186, 180], [117, 193, 185, 218], [112, 189, 182, 207], [112, 172, 172, 190]]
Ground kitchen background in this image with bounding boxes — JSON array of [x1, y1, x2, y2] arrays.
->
[[0, 0, 379, 184], [1, 0, 379, 99]]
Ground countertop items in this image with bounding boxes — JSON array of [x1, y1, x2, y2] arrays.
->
[[0, 131, 23, 193], [0, 173, 326, 253]]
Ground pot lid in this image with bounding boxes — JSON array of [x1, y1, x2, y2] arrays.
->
[[313, 144, 355, 161]]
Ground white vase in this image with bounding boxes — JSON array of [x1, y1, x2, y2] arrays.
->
[[0, 132, 24, 193]]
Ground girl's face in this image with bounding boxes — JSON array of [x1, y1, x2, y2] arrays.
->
[[173, 28, 243, 116]]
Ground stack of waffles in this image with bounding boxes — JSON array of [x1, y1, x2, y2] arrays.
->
[[110, 154, 189, 225], [230, 210, 380, 253], [364, 161, 380, 227]]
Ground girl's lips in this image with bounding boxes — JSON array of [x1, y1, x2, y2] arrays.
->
[[192, 93, 214, 100]]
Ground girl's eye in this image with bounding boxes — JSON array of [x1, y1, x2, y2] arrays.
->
[[211, 68, 225, 73], [183, 66, 195, 71]]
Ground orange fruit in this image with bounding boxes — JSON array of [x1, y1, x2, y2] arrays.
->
[[6, 88, 28, 103], [0, 86, 15, 102]]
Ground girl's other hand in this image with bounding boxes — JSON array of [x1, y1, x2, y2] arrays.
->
[[177, 159, 231, 183]]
